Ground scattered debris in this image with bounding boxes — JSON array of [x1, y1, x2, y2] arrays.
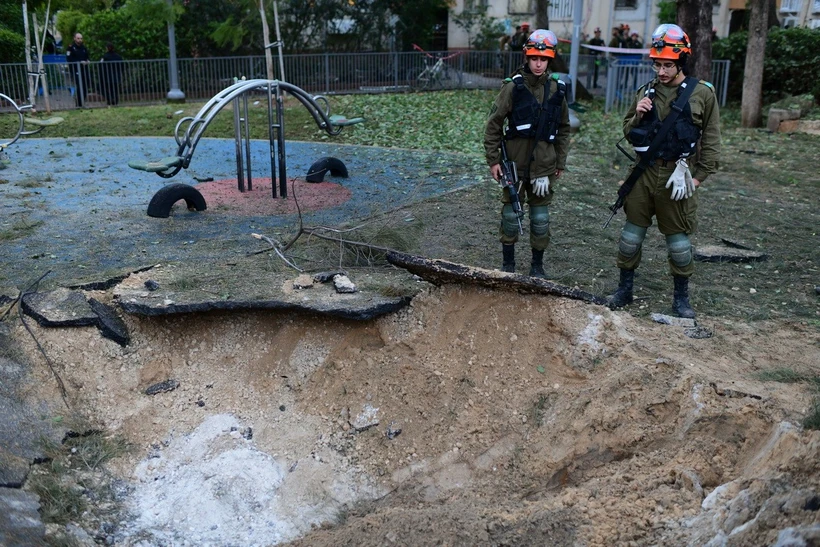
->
[[685, 326, 713, 339], [313, 271, 347, 283], [385, 421, 402, 440], [350, 403, 379, 432], [333, 274, 357, 294], [144, 379, 180, 396], [293, 274, 315, 290], [651, 313, 696, 328], [694, 245, 768, 263]]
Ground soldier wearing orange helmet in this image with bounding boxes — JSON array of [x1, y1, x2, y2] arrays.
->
[[484, 29, 571, 277], [607, 24, 721, 318]]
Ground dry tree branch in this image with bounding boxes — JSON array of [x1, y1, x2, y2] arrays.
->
[[14, 271, 70, 408]]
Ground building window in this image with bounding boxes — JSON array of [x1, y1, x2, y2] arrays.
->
[[615, 0, 638, 9], [779, 0, 802, 12], [550, 0, 573, 19]]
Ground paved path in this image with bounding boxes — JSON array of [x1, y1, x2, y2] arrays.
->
[[0, 137, 482, 290]]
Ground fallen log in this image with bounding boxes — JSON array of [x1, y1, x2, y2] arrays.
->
[[386, 251, 607, 306]]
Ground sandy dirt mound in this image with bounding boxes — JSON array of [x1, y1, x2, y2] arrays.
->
[[9, 284, 820, 546]]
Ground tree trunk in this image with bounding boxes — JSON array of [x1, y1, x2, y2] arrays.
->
[[741, 0, 768, 127], [767, 0, 779, 29], [535, 0, 549, 30], [676, 0, 713, 81]]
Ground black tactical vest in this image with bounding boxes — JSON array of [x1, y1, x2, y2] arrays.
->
[[627, 81, 701, 160], [505, 74, 566, 143]]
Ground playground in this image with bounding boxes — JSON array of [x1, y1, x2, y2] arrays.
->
[[1, 84, 819, 547]]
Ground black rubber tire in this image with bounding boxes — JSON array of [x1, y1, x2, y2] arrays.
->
[[305, 157, 349, 183], [146, 183, 207, 218]]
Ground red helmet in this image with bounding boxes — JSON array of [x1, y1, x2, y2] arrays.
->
[[650, 23, 691, 61], [523, 29, 558, 58]]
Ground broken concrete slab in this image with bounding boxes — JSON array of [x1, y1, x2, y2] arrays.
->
[[386, 251, 607, 306], [112, 265, 417, 321], [20, 288, 98, 327], [694, 245, 768, 263], [88, 298, 130, 347]]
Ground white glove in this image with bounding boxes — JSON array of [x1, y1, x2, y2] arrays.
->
[[665, 159, 688, 201], [532, 176, 550, 197]]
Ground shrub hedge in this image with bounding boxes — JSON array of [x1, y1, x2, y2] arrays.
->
[[712, 27, 820, 102]]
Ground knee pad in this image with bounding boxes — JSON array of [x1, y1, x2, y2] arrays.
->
[[666, 233, 692, 267], [618, 221, 647, 258], [501, 204, 520, 238], [529, 205, 550, 237]]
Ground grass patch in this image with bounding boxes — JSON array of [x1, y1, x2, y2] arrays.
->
[[0, 218, 44, 241], [27, 426, 129, 527]]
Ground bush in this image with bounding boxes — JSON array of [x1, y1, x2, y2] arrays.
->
[[58, 7, 167, 60], [0, 28, 25, 63], [712, 27, 820, 102]]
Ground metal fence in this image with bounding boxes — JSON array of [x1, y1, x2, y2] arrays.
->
[[604, 58, 730, 112], [0, 51, 728, 113]]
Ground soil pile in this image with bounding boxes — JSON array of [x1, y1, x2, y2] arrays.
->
[[8, 282, 819, 546]]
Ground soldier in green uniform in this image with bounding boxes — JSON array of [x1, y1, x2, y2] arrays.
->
[[607, 23, 721, 318], [483, 29, 571, 278]]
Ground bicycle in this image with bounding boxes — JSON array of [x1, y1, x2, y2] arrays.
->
[[406, 44, 463, 90]]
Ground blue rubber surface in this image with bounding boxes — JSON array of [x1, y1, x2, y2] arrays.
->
[[0, 137, 482, 287]]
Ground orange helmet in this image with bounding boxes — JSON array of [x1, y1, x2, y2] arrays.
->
[[523, 29, 558, 58], [650, 24, 691, 61]]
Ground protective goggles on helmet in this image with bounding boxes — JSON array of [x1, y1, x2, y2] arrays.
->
[[523, 29, 558, 58], [649, 24, 690, 60]]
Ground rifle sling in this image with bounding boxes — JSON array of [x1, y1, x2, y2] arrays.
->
[[616, 77, 698, 201]]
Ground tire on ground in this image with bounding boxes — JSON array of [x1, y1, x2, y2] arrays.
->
[[146, 183, 207, 218], [306, 157, 349, 183]]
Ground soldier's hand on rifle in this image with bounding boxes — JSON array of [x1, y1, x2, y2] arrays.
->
[[533, 176, 550, 197], [490, 163, 503, 184]]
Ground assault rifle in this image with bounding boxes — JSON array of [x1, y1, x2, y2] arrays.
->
[[500, 139, 524, 235]]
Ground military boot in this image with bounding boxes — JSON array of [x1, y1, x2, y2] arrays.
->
[[607, 269, 634, 309], [501, 244, 515, 273], [529, 248, 547, 278], [672, 275, 696, 319]]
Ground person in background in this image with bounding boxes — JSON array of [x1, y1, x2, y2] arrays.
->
[[100, 42, 124, 106], [484, 29, 571, 278], [588, 27, 606, 88], [66, 32, 90, 107]]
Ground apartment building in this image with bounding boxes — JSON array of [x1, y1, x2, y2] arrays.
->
[[447, 0, 819, 50]]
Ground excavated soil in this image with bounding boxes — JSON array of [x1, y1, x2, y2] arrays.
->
[[8, 282, 820, 546]]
